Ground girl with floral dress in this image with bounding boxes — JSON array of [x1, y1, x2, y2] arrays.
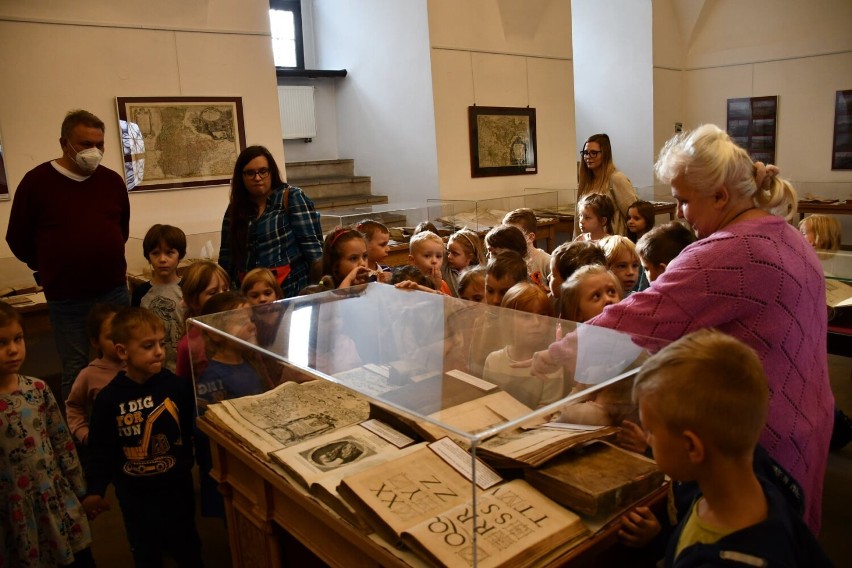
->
[[0, 302, 93, 567]]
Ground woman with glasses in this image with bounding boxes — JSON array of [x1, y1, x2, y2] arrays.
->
[[575, 133, 637, 237], [218, 145, 323, 298]]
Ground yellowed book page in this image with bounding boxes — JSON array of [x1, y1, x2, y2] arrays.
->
[[206, 380, 370, 456], [418, 391, 534, 441], [270, 423, 424, 489], [339, 445, 475, 541], [826, 278, 852, 308], [402, 479, 588, 568]]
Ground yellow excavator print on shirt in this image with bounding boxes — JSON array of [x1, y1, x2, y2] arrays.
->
[[123, 398, 183, 476]]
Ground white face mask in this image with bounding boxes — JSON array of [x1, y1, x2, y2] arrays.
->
[[67, 142, 103, 173]]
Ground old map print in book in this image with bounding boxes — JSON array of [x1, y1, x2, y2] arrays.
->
[[205, 380, 370, 457]]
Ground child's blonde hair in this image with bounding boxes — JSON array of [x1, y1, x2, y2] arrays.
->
[[598, 235, 639, 267], [458, 266, 486, 297], [111, 307, 164, 346], [559, 264, 622, 321], [409, 230, 444, 255], [502, 208, 538, 235], [180, 261, 230, 318], [799, 214, 841, 252], [633, 329, 768, 458], [577, 193, 615, 235], [501, 282, 554, 317], [356, 219, 390, 241], [240, 268, 284, 299], [448, 228, 485, 267]]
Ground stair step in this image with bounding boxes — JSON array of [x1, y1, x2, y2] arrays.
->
[[296, 176, 373, 200], [285, 159, 354, 180], [312, 194, 389, 211]]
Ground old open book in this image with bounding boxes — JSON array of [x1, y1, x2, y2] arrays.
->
[[338, 442, 588, 567], [269, 422, 425, 530], [204, 379, 371, 457]]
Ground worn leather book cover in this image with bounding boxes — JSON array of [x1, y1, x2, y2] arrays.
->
[[524, 441, 663, 517]]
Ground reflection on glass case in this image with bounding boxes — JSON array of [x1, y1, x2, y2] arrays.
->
[[188, 283, 667, 565], [427, 190, 559, 234]]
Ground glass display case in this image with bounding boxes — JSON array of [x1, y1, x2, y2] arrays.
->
[[126, 230, 221, 281], [427, 190, 559, 235], [318, 201, 431, 243], [187, 283, 667, 566]]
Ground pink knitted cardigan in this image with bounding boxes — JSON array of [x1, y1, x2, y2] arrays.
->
[[549, 215, 833, 533]]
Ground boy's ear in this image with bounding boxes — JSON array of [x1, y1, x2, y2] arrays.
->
[[659, 262, 668, 271], [114, 343, 129, 362], [408, 254, 415, 265], [683, 430, 705, 464]]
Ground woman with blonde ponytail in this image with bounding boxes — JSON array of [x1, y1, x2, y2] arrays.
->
[[533, 124, 833, 534]]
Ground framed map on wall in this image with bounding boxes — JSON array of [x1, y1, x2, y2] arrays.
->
[[832, 90, 852, 170], [468, 106, 537, 178], [726, 96, 778, 164], [115, 96, 246, 191]]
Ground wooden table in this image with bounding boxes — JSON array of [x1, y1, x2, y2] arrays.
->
[[198, 416, 668, 568], [798, 200, 852, 220]]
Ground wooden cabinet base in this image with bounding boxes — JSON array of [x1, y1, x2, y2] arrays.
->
[[198, 416, 667, 568]]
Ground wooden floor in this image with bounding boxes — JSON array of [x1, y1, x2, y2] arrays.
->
[[40, 354, 852, 567]]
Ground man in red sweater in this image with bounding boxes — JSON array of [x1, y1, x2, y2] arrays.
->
[[6, 109, 130, 401]]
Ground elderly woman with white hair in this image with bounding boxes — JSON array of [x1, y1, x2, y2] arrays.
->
[[534, 124, 833, 534]]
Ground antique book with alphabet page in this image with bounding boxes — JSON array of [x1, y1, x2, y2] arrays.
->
[[269, 421, 425, 530], [338, 440, 588, 566]]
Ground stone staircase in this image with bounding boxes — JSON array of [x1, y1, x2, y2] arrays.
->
[[284, 159, 388, 210]]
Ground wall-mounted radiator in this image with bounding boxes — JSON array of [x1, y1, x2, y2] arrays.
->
[[278, 85, 317, 140]]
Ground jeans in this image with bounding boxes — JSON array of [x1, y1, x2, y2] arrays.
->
[[47, 285, 129, 401]]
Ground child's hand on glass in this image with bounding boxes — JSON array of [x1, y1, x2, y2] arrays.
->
[[618, 506, 661, 547]]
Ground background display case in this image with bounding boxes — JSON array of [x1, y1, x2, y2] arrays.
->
[[188, 283, 668, 567], [318, 201, 431, 239], [427, 190, 560, 252]]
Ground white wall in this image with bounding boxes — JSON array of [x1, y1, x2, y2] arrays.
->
[[652, 0, 686, 172], [428, 0, 576, 199], [681, 0, 852, 184], [280, 78, 340, 164], [0, 0, 284, 267], [573, 0, 655, 188], [311, 0, 439, 203]]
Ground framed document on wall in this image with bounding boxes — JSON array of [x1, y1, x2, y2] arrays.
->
[[832, 90, 852, 170], [726, 96, 778, 164], [115, 96, 246, 191], [468, 106, 538, 178]]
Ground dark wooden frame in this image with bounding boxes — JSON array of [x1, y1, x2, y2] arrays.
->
[[832, 90, 852, 170], [726, 96, 778, 164], [468, 106, 538, 178], [115, 96, 246, 192]]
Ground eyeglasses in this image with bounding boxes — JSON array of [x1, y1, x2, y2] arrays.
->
[[242, 168, 270, 179], [580, 150, 601, 158]]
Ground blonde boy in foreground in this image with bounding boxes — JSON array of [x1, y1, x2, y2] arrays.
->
[[620, 329, 831, 567]]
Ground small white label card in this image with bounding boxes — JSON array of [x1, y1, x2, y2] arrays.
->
[[359, 419, 415, 448], [445, 369, 498, 392], [428, 437, 502, 490]]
